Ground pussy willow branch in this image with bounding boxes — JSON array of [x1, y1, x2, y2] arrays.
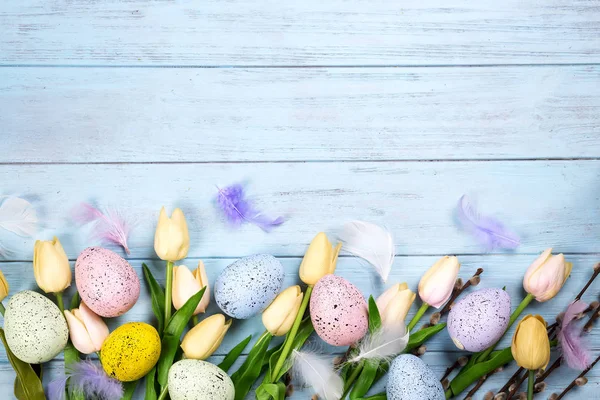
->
[[550, 354, 600, 400], [439, 268, 484, 317]]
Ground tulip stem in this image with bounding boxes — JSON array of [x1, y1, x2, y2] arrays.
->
[[0, 302, 4, 316], [407, 302, 429, 332], [192, 315, 199, 326], [55, 292, 64, 313], [527, 369, 534, 400], [157, 385, 169, 400], [270, 285, 313, 381], [341, 361, 364, 399], [164, 261, 174, 326]]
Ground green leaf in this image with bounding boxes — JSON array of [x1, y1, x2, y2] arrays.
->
[[367, 296, 382, 334], [350, 359, 379, 399], [261, 382, 287, 400], [449, 346, 513, 396], [218, 334, 252, 373], [70, 291, 81, 309], [232, 332, 273, 400], [142, 263, 166, 335], [156, 287, 206, 388], [0, 329, 45, 400], [122, 380, 138, 400], [405, 322, 446, 352], [358, 393, 387, 400], [266, 316, 314, 382], [144, 366, 158, 400]]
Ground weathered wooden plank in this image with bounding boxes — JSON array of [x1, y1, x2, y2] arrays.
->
[[1, 67, 599, 162], [2, 253, 599, 364], [1, 161, 599, 257], [1, 0, 599, 66]]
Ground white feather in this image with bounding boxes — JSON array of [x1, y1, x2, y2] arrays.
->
[[0, 196, 38, 237], [339, 220, 395, 282], [349, 324, 409, 363], [292, 350, 343, 400]]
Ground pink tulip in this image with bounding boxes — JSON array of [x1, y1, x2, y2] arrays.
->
[[64, 302, 109, 354], [418, 256, 461, 309], [523, 248, 572, 302], [172, 261, 210, 315]]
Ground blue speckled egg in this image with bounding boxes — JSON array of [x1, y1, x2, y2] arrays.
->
[[214, 254, 284, 319], [168, 359, 234, 400], [387, 355, 445, 400], [4, 291, 68, 363], [447, 288, 511, 352]]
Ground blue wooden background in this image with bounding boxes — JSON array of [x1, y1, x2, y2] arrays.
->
[[1, 1, 599, 399]]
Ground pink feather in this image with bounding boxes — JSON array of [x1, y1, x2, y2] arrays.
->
[[72, 203, 133, 254], [558, 300, 591, 370]]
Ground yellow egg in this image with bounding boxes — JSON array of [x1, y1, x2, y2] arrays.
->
[[101, 322, 161, 382]]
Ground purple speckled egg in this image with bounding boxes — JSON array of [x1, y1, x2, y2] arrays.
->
[[447, 288, 511, 352], [75, 247, 140, 318], [310, 275, 368, 346]]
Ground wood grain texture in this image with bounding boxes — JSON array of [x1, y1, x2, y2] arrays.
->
[[1, 0, 600, 66], [1, 66, 599, 162], [0, 161, 599, 258]]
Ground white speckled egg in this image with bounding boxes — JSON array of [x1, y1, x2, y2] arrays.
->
[[447, 288, 511, 352], [310, 275, 368, 346], [387, 355, 445, 400], [75, 247, 140, 318], [168, 359, 234, 400], [4, 290, 68, 363], [214, 254, 284, 319]]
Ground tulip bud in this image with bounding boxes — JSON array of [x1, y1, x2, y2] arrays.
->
[[154, 207, 190, 261], [523, 248, 572, 302], [181, 314, 231, 360], [262, 285, 304, 336], [0, 270, 9, 301], [418, 256, 460, 309], [511, 314, 550, 370], [299, 232, 342, 285], [33, 237, 71, 293], [376, 283, 416, 325], [64, 302, 109, 354], [172, 262, 210, 315]]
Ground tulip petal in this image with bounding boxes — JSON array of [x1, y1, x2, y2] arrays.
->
[[64, 310, 96, 354], [78, 302, 109, 351], [193, 261, 210, 313]]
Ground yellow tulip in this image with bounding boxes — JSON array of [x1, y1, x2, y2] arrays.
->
[[376, 283, 416, 325], [154, 207, 189, 261], [0, 270, 9, 301], [172, 262, 210, 315], [299, 232, 342, 285], [417, 256, 460, 309], [523, 248, 572, 302], [33, 237, 71, 293], [262, 286, 304, 336], [180, 314, 231, 360], [511, 314, 550, 370]]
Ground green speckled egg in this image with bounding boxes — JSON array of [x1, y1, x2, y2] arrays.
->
[[168, 359, 235, 400], [100, 322, 160, 382], [4, 290, 68, 363]]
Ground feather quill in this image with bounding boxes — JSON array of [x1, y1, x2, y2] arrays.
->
[[338, 221, 395, 282], [0, 196, 38, 237], [292, 350, 343, 400], [48, 360, 122, 400], [215, 183, 284, 232], [72, 203, 133, 254], [558, 300, 591, 370], [349, 323, 409, 363], [456, 195, 520, 251]]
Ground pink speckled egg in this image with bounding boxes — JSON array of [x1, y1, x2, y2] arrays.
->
[[447, 288, 511, 352], [310, 275, 368, 346], [75, 247, 140, 318]]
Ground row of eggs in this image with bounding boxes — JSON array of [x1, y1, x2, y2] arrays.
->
[[2, 246, 514, 400]]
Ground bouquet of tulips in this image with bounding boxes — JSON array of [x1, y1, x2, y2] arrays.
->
[[0, 202, 598, 400]]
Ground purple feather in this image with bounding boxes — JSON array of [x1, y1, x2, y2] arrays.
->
[[216, 183, 284, 232], [48, 360, 122, 400], [456, 195, 520, 251], [47, 376, 68, 400], [72, 202, 133, 254], [558, 301, 591, 370]]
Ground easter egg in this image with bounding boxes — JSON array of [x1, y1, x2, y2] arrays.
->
[[3, 290, 68, 363], [101, 322, 160, 382], [447, 288, 511, 352], [310, 275, 368, 346], [387, 354, 445, 400], [75, 247, 140, 317], [214, 254, 284, 319], [168, 359, 235, 400]]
